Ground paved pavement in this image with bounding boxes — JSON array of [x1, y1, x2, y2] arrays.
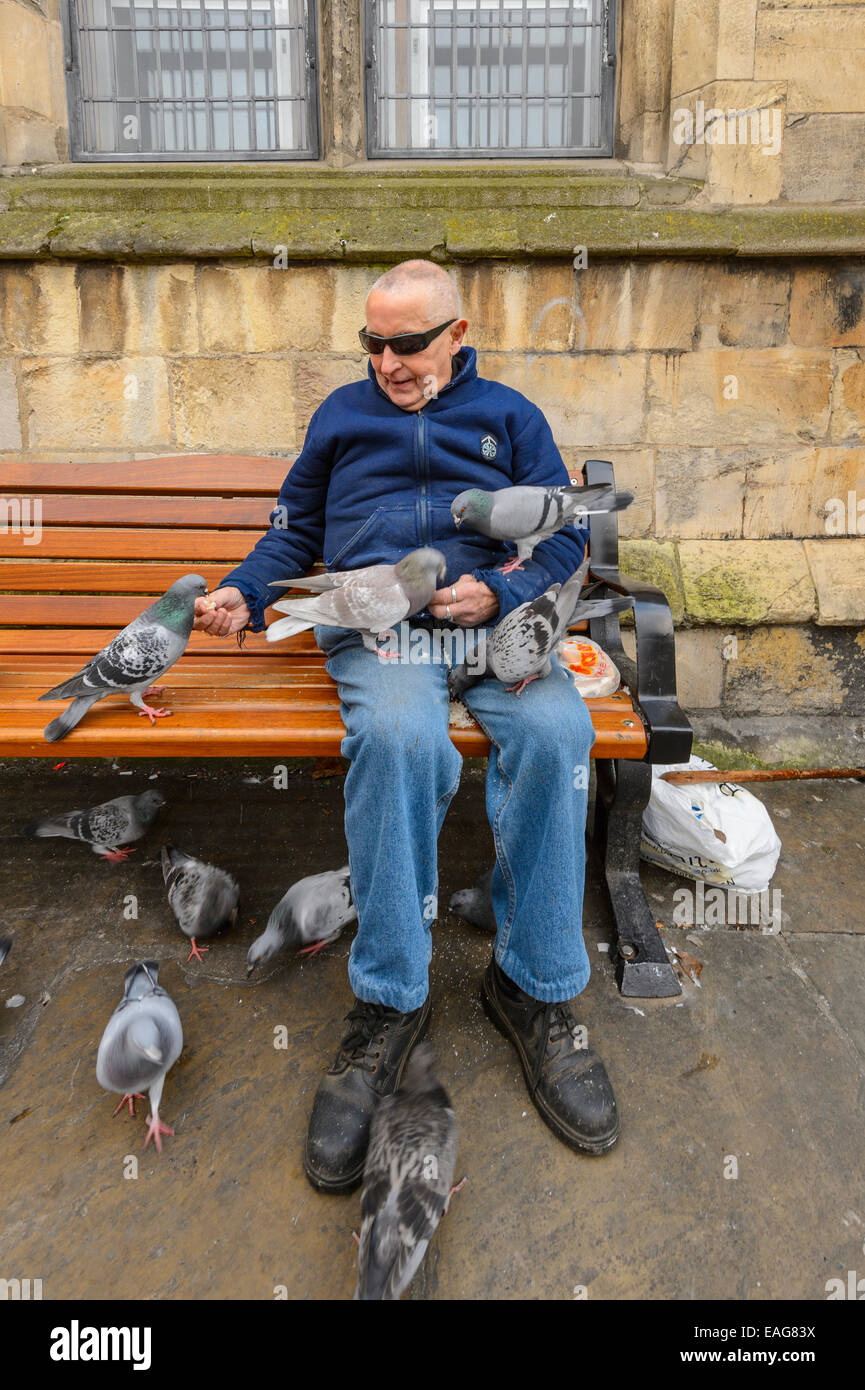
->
[[1, 758, 863, 1300]]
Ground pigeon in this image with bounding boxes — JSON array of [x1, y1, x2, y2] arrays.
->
[[265, 548, 447, 650], [449, 868, 495, 932], [247, 867, 355, 974], [451, 483, 633, 573], [38, 573, 208, 741], [25, 790, 164, 862], [448, 558, 630, 699], [96, 960, 183, 1154], [0, 938, 12, 967], [161, 845, 240, 965], [355, 1043, 461, 1301]]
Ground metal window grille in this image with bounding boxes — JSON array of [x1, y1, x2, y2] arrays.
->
[[61, 0, 320, 159], [364, 0, 616, 157]]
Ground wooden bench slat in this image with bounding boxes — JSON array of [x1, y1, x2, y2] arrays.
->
[[0, 561, 323, 593], [0, 527, 265, 560], [0, 595, 287, 627], [0, 628, 287, 655], [1, 457, 290, 495], [3, 495, 277, 528]]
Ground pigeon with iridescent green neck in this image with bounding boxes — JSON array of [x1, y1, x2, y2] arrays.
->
[[451, 482, 633, 573], [39, 574, 208, 741]]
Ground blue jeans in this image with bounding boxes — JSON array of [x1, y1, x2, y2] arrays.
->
[[314, 622, 595, 1013]]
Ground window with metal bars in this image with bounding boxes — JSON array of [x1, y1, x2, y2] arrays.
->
[[61, 0, 319, 159], [365, 0, 616, 157]]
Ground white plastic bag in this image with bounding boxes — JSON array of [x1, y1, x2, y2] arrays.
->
[[640, 755, 781, 893], [557, 636, 621, 698]]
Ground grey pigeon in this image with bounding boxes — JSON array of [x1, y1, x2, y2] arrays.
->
[[265, 548, 447, 650], [39, 573, 208, 740], [161, 844, 240, 964], [96, 960, 183, 1154], [449, 868, 495, 932], [247, 866, 355, 974], [451, 483, 633, 573], [25, 790, 164, 862], [0, 938, 12, 967], [449, 558, 630, 699], [355, 1043, 461, 1301]]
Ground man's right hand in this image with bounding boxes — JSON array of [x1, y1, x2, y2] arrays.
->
[[194, 586, 250, 638]]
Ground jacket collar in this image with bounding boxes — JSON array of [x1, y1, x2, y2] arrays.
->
[[367, 345, 477, 408]]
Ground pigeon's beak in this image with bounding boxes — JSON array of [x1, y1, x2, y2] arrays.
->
[[246, 963, 255, 977], [453, 515, 462, 529]]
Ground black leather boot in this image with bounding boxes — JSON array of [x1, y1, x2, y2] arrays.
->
[[304, 995, 431, 1193], [482, 958, 619, 1154]]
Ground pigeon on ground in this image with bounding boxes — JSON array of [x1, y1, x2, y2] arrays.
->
[[265, 548, 447, 650], [451, 483, 633, 573], [0, 938, 12, 967], [25, 790, 164, 862], [355, 1043, 462, 1301], [247, 867, 355, 974], [161, 845, 240, 965], [448, 558, 631, 698], [449, 868, 495, 932], [38, 573, 208, 741], [96, 960, 183, 1154]]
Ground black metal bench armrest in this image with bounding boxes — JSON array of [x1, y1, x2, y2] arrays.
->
[[573, 459, 693, 765]]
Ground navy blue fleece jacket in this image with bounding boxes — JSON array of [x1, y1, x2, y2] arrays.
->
[[218, 346, 587, 631]]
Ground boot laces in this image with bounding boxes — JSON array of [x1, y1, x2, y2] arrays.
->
[[337, 1001, 398, 1072], [527, 1002, 584, 1093]]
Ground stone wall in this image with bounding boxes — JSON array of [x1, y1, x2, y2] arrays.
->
[[1, 255, 863, 733]]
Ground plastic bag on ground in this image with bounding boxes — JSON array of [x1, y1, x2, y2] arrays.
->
[[640, 754, 782, 893]]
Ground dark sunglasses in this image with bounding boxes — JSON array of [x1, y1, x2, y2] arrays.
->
[[358, 318, 457, 356]]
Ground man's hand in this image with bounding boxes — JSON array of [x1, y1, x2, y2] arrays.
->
[[194, 586, 250, 638], [429, 574, 498, 626]]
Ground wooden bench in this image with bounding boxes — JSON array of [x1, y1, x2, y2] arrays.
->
[[0, 455, 692, 996]]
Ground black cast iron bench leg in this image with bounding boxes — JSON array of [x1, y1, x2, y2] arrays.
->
[[594, 757, 682, 998]]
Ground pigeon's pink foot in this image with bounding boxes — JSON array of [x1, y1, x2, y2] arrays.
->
[[445, 1175, 468, 1212], [102, 846, 136, 863], [112, 1092, 146, 1118], [351, 1229, 361, 1246], [186, 938, 209, 963], [137, 703, 173, 725], [497, 557, 525, 575], [142, 684, 166, 698], [506, 675, 539, 697], [298, 938, 331, 957], [143, 1114, 174, 1154]]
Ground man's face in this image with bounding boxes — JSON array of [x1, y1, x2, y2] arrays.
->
[[364, 288, 467, 412]]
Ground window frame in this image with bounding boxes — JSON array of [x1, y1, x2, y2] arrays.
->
[[60, 0, 322, 162], [362, 0, 617, 160]]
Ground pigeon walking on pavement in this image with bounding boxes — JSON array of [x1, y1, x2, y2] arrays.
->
[[265, 548, 447, 649], [38, 573, 208, 741], [161, 845, 240, 964], [355, 1043, 462, 1301], [451, 482, 633, 573], [96, 961, 183, 1154], [247, 867, 355, 974], [25, 790, 165, 862], [448, 558, 631, 699]]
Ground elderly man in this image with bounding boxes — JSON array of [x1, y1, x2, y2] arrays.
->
[[195, 260, 619, 1192]]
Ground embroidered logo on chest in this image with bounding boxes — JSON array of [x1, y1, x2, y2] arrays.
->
[[480, 433, 498, 460]]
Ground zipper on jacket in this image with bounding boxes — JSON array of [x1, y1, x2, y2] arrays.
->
[[416, 407, 430, 545]]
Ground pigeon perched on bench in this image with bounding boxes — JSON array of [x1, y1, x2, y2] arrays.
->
[[96, 960, 183, 1154], [161, 845, 240, 965], [448, 558, 631, 699], [25, 790, 164, 862], [451, 482, 633, 573], [247, 866, 355, 974], [355, 1043, 462, 1301], [265, 548, 446, 650], [38, 573, 208, 741]]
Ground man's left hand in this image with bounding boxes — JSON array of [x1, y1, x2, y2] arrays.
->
[[429, 574, 499, 626]]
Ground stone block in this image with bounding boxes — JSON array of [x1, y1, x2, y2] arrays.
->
[[480, 351, 646, 447], [619, 538, 685, 623], [756, 7, 865, 112], [679, 539, 817, 624], [722, 625, 854, 716], [198, 266, 335, 354], [831, 351, 865, 443], [0, 264, 79, 354], [781, 114, 865, 203], [699, 264, 790, 349], [0, 8, 65, 122], [0, 360, 22, 450], [744, 446, 865, 539], [170, 357, 296, 451], [804, 539, 865, 625], [20, 356, 171, 450], [293, 356, 367, 439], [655, 447, 747, 539], [672, 627, 725, 709], [577, 261, 701, 351], [790, 267, 865, 349]]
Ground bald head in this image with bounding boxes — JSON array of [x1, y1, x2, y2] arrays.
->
[[367, 259, 460, 325]]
